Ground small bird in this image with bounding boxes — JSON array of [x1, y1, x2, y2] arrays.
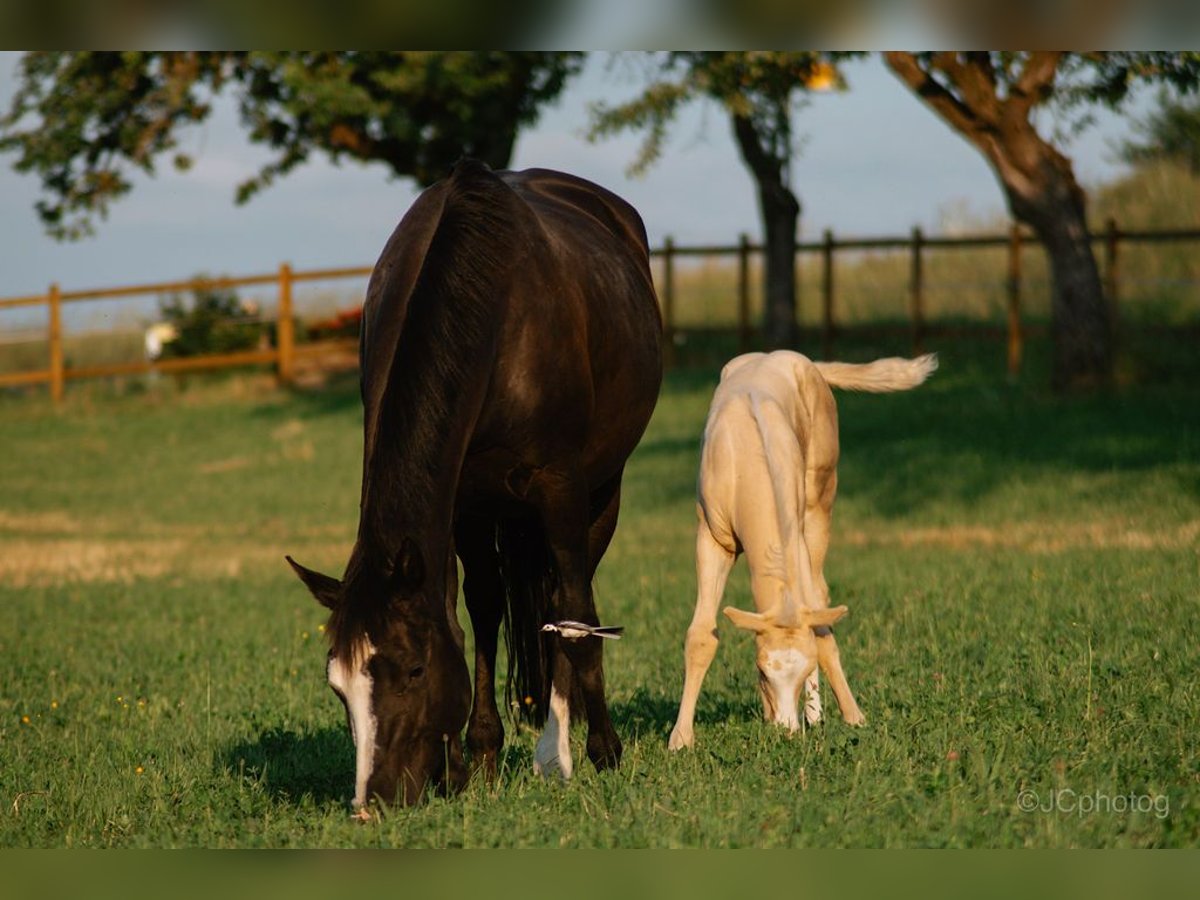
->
[[541, 620, 625, 640]]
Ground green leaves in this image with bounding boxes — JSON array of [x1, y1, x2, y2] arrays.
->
[[1, 51, 583, 240]]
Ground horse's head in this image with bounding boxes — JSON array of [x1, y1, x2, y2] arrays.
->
[[723, 602, 849, 731], [286, 546, 470, 809]]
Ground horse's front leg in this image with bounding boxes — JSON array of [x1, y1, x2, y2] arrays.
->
[[533, 467, 622, 775], [455, 517, 507, 778]]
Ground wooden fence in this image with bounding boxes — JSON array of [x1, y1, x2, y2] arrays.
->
[[651, 219, 1200, 372], [0, 263, 371, 403], [3, 219, 1199, 404]]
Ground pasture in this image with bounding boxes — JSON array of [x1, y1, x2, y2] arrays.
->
[[1, 337, 1197, 847]]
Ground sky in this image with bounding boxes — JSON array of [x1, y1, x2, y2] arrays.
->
[[0, 53, 1152, 308]]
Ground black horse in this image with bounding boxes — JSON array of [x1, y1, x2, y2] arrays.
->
[[287, 161, 663, 807]]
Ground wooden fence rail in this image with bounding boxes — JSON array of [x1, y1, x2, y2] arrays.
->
[[647, 220, 1200, 378], [3, 221, 1200, 404]]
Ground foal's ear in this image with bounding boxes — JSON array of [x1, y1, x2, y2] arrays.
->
[[723, 606, 772, 633], [286, 556, 342, 610], [802, 605, 848, 628]]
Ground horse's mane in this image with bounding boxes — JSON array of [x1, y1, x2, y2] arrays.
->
[[329, 160, 526, 659]]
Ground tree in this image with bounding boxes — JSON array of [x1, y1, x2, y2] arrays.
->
[[1120, 89, 1200, 175], [0, 51, 583, 240], [589, 51, 850, 350], [883, 51, 1200, 391]]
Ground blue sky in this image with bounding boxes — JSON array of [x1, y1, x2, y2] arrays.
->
[[0, 53, 1150, 304]]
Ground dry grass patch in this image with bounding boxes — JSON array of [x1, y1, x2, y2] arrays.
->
[[841, 519, 1200, 552]]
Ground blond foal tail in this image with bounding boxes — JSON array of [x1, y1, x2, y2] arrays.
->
[[813, 353, 938, 393]]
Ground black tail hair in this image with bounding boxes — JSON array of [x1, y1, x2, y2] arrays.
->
[[497, 517, 556, 727]]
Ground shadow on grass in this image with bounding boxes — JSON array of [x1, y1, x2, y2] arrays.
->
[[221, 726, 354, 806], [609, 686, 758, 738], [222, 723, 546, 807]]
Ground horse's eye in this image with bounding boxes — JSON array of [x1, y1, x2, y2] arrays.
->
[[409, 665, 425, 680]]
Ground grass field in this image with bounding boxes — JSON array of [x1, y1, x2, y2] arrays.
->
[[0, 337, 1197, 848]]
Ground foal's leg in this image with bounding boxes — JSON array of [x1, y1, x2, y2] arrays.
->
[[534, 465, 622, 773], [455, 517, 507, 777], [802, 468, 835, 725], [815, 627, 865, 725], [669, 507, 737, 750], [803, 468, 864, 726]]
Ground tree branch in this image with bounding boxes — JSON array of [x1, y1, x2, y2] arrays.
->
[[1011, 51, 1062, 117], [883, 52, 987, 142]]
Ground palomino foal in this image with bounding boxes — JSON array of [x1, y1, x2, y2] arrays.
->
[[668, 350, 937, 749]]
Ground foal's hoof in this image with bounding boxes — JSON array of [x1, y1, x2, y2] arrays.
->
[[667, 726, 693, 751]]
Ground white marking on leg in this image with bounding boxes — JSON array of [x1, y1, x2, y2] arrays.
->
[[804, 669, 822, 726], [327, 640, 377, 808], [533, 684, 573, 779], [763, 647, 811, 732]]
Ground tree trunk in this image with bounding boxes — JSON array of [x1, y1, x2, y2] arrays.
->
[[1002, 153, 1113, 391], [882, 52, 1114, 392], [758, 179, 801, 349], [732, 113, 801, 349]]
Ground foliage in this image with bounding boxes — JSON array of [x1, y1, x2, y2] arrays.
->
[[588, 51, 850, 179], [0, 51, 583, 240], [588, 52, 859, 349], [304, 307, 362, 342], [158, 281, 263, 358], [1118, 89, 1200, 175], [0, 347, 1197, 846]]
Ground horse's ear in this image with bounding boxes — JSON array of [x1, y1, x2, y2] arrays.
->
[[286, 556, 342, 610], [392, 538, 426, 591]]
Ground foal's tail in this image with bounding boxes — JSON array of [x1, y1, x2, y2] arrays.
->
[[814, 353, 938, 393], [497, 517, 555, 727]]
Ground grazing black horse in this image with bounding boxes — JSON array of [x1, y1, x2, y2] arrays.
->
[[287, 161, 663, 807]]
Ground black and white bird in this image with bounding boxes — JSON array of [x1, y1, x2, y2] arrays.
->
[[541, 620, 625, 640]]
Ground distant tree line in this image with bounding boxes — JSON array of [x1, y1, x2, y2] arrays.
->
[[4, 51, 1199, 391]]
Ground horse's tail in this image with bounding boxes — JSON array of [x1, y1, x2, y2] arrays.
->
[[813, 353, 938, 393], [497, 517, 556, 727]]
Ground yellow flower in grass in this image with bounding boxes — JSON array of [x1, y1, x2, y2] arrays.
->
[[21, 715, 30, 725], [135, 766, 144, 775]]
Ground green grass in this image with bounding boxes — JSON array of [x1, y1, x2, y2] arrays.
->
[[1, 339, 1198, 847]]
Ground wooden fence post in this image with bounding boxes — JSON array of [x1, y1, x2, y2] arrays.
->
[[1006, 223, 1023, 379], [48, 282, 63, 405], [662, 236, 675, 368], [821, 228, 835, 359], [910, 226, 925, 355], [737, 233, 751, 353], [277, 263, 294, 385]]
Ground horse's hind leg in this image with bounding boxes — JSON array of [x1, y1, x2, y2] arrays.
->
[[535, 466, 623, 773], [455, 516, 506, 778]]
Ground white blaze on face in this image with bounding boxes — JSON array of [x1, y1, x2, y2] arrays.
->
[[327, 640, 378, 808], [762, 648, 812, 732], [533, 685, 573, 780]]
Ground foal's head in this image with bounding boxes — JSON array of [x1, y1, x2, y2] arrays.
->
[[286, 545, 470, 809], [723, 602, 848, 731]]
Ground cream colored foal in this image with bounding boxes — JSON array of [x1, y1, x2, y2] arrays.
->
[[669, 350, 937, 749]]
